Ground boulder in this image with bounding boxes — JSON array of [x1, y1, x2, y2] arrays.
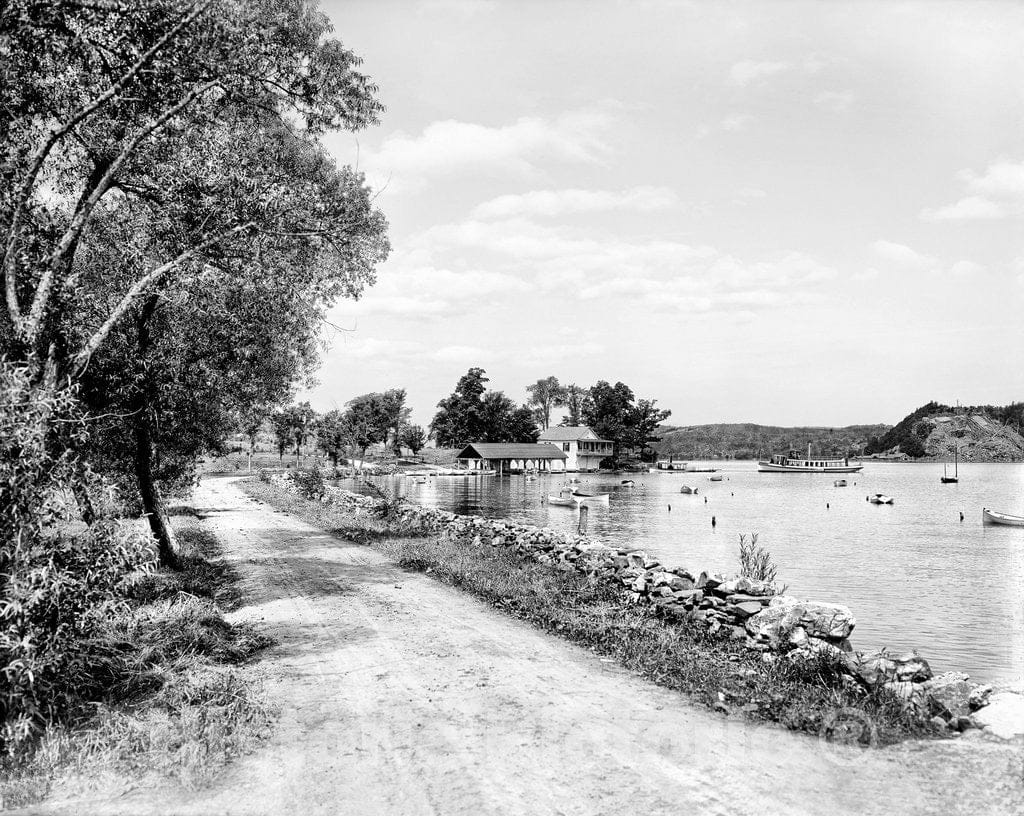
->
[[745, 597, 856, 647], [726, 601, 764, 620], [971, 692, 1024, 739], [786, 636, 845, 665], [716, 576, 779, 597], [894, 650, 933, 683], [883, 681, 927, 713], [923, 672, 973, 720], [696, 571, 725, 590], [968, 684, 993, 711]]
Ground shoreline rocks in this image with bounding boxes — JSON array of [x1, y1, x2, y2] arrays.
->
[[261, 472, 1021, 739]]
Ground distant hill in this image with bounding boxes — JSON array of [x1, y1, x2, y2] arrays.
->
[[863, 401, 1024, 462], [652, 423, 890, 461]]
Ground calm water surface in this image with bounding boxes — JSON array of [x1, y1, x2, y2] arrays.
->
[[355, 462, 1024, 683]]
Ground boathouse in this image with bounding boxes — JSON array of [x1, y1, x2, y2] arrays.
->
[[536, 426, 613, 472], [454, 443, 567, 475]]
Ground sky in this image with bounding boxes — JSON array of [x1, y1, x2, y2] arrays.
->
[[304, 0, 1024, 429]]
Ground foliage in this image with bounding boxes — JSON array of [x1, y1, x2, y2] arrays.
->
[[430, 367, 489, 447], [655, 422, 889, 460], [478, 391, 539, 443], [315, 409, 352, 466], [0, 361, 153, 755], [864, 401, 949, 457], [737, 533, 778, 584], [293, 463, 326, 501], [560, 383, 587, 427], [525, 376, 565, 431], [400, 424, 427, 455], [582, 380, 670, 462]]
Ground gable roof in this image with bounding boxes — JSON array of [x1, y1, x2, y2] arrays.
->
[[455, 442, 567, 460], [538, 425, 609, 442]]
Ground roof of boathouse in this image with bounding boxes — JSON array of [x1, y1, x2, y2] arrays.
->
[[537, 425, 609, 443], [455, 443, 568, 460]]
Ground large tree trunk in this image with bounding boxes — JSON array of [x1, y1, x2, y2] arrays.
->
[[135, 408, 179, 568], [134, 294, 179, 569]]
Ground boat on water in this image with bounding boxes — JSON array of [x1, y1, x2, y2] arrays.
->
[[868, 493, 894, 505], [621, 479, 635, 487], [982, 508, 1024, 527], [834, 479, 847, 487], [572, 489, 610, 504], [941, 446, 959, 484], [547, 491, 578, 507], [758, 446, 862, 473], [708, 475, 723, 482], [679, 485, 697, 495]]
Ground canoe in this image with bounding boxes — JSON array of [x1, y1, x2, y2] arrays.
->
[[868, 494, 894, 505], [982, 508, 1024, 527]]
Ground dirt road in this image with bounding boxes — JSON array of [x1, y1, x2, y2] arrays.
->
[[37, 477, 1024, 815]]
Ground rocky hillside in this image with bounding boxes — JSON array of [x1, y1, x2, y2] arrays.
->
[[864, 402, 1024, 462], [652, 423, 889, 461]]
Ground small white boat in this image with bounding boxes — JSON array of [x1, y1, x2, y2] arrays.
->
[[868, 493, 894, 505], [547, 493, 578, 507], [708, 475, 723, 482], [834, 479, 847, 487], [413, 476, 427, 484], [621, 479, 635, 487], [572, 489, 610, 504], [679, 485, 697, 495], [982, 508, 1024, 527]]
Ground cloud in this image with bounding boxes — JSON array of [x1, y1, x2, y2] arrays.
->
[[359, 110, 613, 192], [721, 113, 755, 131], [921, 159, 1024, 220], [736, 187, 767, 199], [334, 265, 530, 319], [340, 338, 425, 361], [871, 240, 936, 270], [418, 0, 496, 16], [471, 186, 678, 219], [921, 196, 1005, 221], [429, 345, 490, 363], [730, 60, 789, 86], [815, 90, 855, 113], [949, 260, 985, 277]]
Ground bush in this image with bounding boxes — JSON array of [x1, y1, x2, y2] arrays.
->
[[737, 533, 778, 583], [1, 362, 157, 756], [292, 464, 326, 500]]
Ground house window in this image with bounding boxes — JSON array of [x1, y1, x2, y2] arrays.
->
[[563, 442, 570, 452]]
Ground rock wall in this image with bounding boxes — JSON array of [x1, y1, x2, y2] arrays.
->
[[264, 473, 1021, 738]]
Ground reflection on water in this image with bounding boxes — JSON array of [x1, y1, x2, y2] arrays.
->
[[346, 461, 1024, 683]]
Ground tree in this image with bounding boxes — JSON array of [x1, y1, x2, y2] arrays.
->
[[624, 399, 672, 460], [582, 381, 670, 463], [289, 402, 316, 464], [2, 1, 389, 566], [272, 410, 295, 462], [560, 383, 587, 426], [379, 388, 410, 454], [316, 409, 352, 468], [400, 425, 426, 455], [429, 367, 489, 447], [240, 405, 271, 473], [345, 393, 389, 464], [525, 376, 565, 431]]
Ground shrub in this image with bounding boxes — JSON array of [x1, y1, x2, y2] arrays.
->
[[0, 361, 153, 756], [292, 464, 326, 500], [737, 533, 778, 583]]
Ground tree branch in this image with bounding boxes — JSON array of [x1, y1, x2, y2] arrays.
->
[[71, 221, 256, 376], [2, 0, 212, 330], [23, 79, 221, 345]]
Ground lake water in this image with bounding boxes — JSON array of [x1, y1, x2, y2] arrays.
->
[[353, 462, 1024, 684]]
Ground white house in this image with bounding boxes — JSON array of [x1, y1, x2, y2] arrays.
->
[[537, 426, 614, 472]]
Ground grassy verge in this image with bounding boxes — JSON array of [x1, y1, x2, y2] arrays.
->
[[241, 479, 933, 747], [0, 517, 273, 810]]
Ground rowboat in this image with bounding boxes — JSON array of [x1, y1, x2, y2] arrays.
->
[[572, 489, 610, 504], [621, 479, 635, 487], [708, 475, 723, 482], [679, 485, 697, 495], [547, 493, 578, 507], [834, 479, 847, 487], [982, 508, 1024, 527], [868, 493, 894, 505]]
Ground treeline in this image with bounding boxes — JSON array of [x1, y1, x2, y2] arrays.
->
[[1, 1, 387, 755], [864, 401, 1024, 457], [427, 369, 671, 462], [655, 423, 889, 461]]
